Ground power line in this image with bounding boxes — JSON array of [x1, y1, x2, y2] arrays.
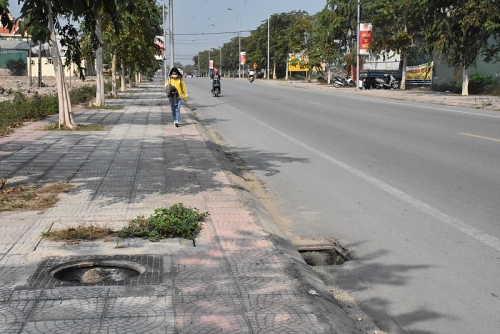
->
[[173, 30, 252, 36]]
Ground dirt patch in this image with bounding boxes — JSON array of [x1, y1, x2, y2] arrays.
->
[[0, 181, 73, 211], [0, 75, 97, 102]]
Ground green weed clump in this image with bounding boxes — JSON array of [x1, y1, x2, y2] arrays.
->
[[0, 92, 58, 135], [69, 85, 96, 104], [119, 203, 208, 243]]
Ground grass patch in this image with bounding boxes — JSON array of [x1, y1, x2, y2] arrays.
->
[[41, 203, 208, 245], [119, 203, 208, 244], [41, 224, 114, 242], [41, 123, 105, 131], [0, 180, 73, 211], [1, 85, 98, 136]]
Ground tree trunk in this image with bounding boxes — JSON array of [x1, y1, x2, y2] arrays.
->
[[111, 53, 117, 98], [462, 66, 469, 96], [328, 64, 331, 85], [401, 52, 407, 91], [95, 11, 105, 106], [401, 26, 408, 91], [273, 61, 277, 80], [46, 0, 74, 129], [120, 60, 126, 92]]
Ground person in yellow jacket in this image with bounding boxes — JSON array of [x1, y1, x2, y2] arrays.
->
[[165, 67, 188, 127]]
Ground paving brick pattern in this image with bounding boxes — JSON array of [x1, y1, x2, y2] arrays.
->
[[0, 78, 356, 333]]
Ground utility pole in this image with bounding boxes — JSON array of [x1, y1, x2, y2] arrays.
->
[[267, 0, 270, 80], [211, 24, 223, 75], [227, 8, 241, 78], [356, 0, 360, 90], [169, 0, 174, 70], [163, 0, 166, 81]]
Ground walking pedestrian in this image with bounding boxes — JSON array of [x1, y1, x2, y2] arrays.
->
[[165, 67, 188, 127]]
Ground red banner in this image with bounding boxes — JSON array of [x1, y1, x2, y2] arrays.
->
[[359, 23, 372, 55]]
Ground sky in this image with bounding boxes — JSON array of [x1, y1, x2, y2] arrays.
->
[[8, 0, 329, 66], [170, 0, 328, 64]]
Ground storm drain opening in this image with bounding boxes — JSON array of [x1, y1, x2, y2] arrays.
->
[[297, 244, 351, 266], [20, 255, 162, 289], [49, 259, 146, 284]]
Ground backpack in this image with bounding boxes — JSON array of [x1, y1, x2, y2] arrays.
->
[[166, 85, 178, 99]]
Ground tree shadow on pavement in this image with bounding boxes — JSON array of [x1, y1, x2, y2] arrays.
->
[[316, 242, 455, 333]]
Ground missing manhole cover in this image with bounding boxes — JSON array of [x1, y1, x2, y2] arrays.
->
[[50, 259, 146, 284], [297, 244, 350, 266], [20, 255, 162, 289]]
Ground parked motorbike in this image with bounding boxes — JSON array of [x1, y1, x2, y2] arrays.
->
[[375, 74, 400, 89], [212, 77, 221, 97], [249, 75, 254, 83], [333, 77, 347, 88], [345, 76, 357, 87]]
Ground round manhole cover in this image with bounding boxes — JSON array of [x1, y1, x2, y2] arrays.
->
[[48, 259, 147, 284]]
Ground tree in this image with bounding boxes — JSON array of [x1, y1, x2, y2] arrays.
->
[[99, 0, 161, 94], [420, 0, 500, 95], [362, 0, 420, 90], [17, 0, 128, 127], [307, 8, 347, 84], [18, 0, 75, 127], [267, 11, 311, 79], [1, 0, 12, 31], [6, 59, 27, 75]]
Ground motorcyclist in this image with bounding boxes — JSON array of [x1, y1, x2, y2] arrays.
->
[[211, 69, 221, 94], [249, 69, 255, 82]]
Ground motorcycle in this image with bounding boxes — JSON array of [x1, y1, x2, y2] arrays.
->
[[249, 75, 254, 83], [375, 74, 400, 89], [212, 77, 221, 97], [333, 77, 348, 88], [345, 76, 357, 87]]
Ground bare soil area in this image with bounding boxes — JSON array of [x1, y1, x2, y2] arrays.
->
[[0, 75, 97, 102]]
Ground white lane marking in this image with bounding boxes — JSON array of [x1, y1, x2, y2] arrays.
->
[[309, 101, 322, 106], [241, 111, 500, 252]]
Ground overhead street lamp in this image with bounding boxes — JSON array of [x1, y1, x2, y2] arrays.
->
[[267, 0, 270, 80], [169, 0, 174, 70], [210, 24, 223, 73], [227, 7, 241, 78]]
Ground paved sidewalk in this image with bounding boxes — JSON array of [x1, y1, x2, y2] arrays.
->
[[265, 79, 500, 112], [0, 78, 358, 333]]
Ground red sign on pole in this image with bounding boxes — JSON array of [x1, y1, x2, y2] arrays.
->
[[240, 52, 246, 65], [359, 23, 372, 55]]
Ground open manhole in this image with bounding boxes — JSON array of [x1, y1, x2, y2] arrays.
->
[[20, 255, 162, 289], [297, 244, 351, 266], [49, 259, 146, 284]]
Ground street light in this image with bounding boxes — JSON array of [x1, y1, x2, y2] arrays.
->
[[267, 0, 270, 80], [210, 24, 223, 73], [169, 0, 174, 70], [227, 7, 241, 78]]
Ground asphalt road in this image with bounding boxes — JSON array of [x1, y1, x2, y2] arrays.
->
[[184, 76, 500, 334]]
